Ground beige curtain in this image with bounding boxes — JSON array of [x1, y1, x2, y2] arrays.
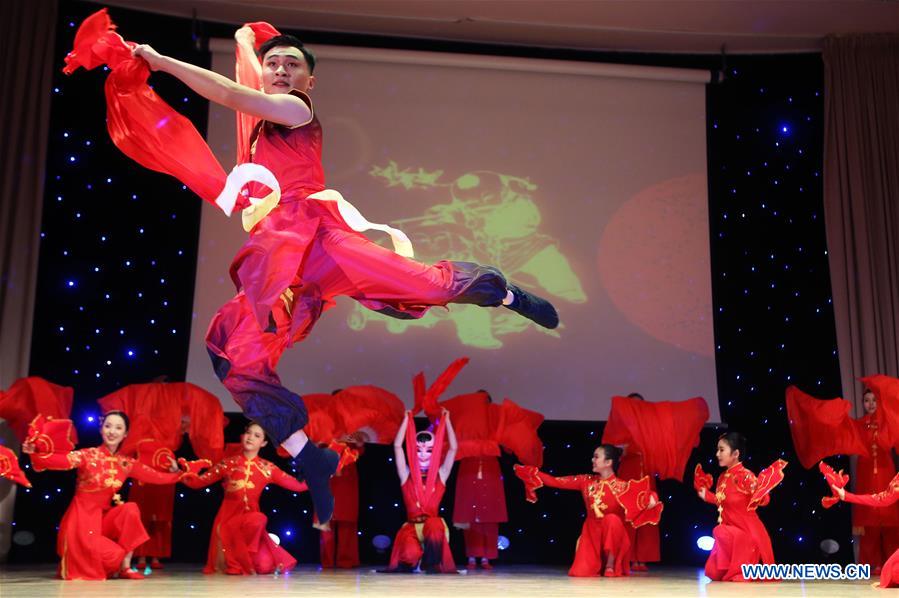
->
[[0, 0, 58, 563], [823, 34, 899, 411]]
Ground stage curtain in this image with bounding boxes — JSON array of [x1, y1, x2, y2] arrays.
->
[[822, 34, 899, 408], [0, 0, 57, 387]]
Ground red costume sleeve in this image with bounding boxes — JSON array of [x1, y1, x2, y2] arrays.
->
[[270, 465, 308, 493], [538, 472, 588, 491], [785, 385, 870, 468], [30, 450, 82, 472], [601, 395, 708, 481], [0, 377, 75, 442], [180, 460, 227, 490], [129, 461, 182, 485], [700, 487, 718, 505], [440, 392, 498, 459], [63, 9, 229, 206], [330, 386, 405, 444], [491, 399, 545, 467], [235, 22, 280, 164], [843, 474, 899, 507], [98, 383, 183, 455]]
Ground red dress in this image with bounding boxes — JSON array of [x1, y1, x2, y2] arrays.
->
[[854, 413, 899, 567], [33, 446, 181, 580], [181, 454, 307, 574], [527, 470, 637, 577], [320, 460, 360, 568], [843, 473, 899, 587], [700, 463, 774, 582], [617, 451, 660, 563], [98, 382, 227, 559], [453, 456, 507, 560], [388, 477, 456, 572]]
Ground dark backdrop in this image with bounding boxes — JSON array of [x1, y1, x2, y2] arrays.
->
[[10, 0, 850, 569]]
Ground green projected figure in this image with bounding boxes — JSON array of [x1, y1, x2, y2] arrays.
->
[[348, 165, 587, 349]]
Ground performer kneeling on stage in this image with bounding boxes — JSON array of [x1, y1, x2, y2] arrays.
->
[[386, 410, 458, 572], [695, 432, 785, 582], [181, 422, 308, 575], [23, 412, 183, 580], [514, 444, 663, 577]]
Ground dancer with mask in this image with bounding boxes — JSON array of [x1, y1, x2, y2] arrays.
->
[[386, 410, 458, 573]]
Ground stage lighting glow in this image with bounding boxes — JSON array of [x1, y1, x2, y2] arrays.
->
[[697, 535, 714, 551], [820, 539, 839, 554], [497, 535, 510, 551], [372, 534, 392, 550]]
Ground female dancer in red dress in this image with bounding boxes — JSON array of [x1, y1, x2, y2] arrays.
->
[[696, 433, 776, 582], [785, 383, 899, 570], [23, 411, 182, 580], [853, 389, 899, 571], [180, 422, 308, 575], [514, 444, 662, 577], [387, 410, 458, 572], [97, 380, 227, 571], [829, 469, 899, 587]]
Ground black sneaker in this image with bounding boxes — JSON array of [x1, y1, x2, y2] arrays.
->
[[503, 284, 559, 329], [296, 442, 339, 527]]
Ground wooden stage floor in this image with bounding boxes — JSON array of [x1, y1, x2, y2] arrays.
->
[[0, 564, 885, 597]]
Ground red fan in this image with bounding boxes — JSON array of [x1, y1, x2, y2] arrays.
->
[[513, 464, 542, 504], [0, 446, 31, 488], [136, 439, 176, 471], [177, 457, 213, 476], [749, 459, 788, 510], [617, 476, 663, 528], [26, 415, 76, 472], [819, 461, 849, 509], [693, 463, 713, 494], [329, 440, 360, 474]]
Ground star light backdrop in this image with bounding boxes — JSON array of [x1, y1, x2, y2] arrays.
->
[[9, 1, 851, 568]]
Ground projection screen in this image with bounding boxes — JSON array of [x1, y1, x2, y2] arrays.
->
[[185, 41, 719, 421]]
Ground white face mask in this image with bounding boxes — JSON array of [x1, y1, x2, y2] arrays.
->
[[416, 434, 435, 470]]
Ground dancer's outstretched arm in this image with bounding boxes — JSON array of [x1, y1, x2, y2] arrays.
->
[[393, 412, 411, 484], [439, 409, 457, 483], [131, 44, 310, 127]]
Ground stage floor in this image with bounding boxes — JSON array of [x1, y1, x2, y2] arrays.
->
[[0, 564, 884, 597]]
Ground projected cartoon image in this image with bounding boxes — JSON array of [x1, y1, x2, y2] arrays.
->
[[347, 163, 587, 349]]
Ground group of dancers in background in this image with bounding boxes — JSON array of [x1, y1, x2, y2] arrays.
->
[[7, 371, 899, 586], [2, 6, 898, 586]]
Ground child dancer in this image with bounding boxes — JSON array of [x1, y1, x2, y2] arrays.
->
[[695, 432, 783, 582], [514, 444, 662, 577], [386, 410, 458, 573]]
